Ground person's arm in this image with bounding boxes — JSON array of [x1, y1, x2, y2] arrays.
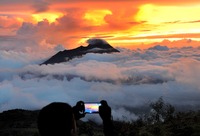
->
[[99, 100, 115, 136], [72, 101, 85, 120]]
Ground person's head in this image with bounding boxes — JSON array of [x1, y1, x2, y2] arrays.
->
[[100, 100, 108, 106], [75, 101, 84, 111], [37, 102, 76, 136]]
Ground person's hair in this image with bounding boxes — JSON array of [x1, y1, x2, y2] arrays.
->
[[37, 102, 75, 136], [100, 100, 108, 106]]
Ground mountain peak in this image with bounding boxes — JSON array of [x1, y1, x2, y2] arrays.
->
[[41, 39, 119, 65]]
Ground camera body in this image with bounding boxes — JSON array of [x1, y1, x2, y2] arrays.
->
[[84, 102, 101, 114]]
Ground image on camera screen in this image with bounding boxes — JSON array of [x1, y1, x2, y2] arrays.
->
[[84, 103, 101, 113]]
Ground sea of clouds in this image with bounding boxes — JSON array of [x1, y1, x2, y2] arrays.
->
[[0, 44, 200, 122]]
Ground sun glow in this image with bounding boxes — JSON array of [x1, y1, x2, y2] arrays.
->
[[130, 4, 200, 45], [135, 4, 200, 24], [32, 12, 63, 23], [83, 9, 112, 26]]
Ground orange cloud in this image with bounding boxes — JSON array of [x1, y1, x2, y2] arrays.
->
[[1, 0, 200, 49], [149, 39, 200, 49], [32, 12, 63, 23], [83, 9, 112, 26], [0, 16, 23, 28], [0, 15, 24, 35], [14, 5, 142, 49]]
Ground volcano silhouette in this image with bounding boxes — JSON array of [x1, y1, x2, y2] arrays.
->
[[42, 39, 120, 65]]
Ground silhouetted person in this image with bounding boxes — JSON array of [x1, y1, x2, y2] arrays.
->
[[37, 100, 114, 136], [72, 101, 85, 120], [38, 102, 83, 136], [99, 100, 115, 136]]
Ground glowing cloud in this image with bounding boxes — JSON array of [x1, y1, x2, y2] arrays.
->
[[1, 1, 200, 50], [0, 45, 200, 121], [84, 9, 112, 26], [32, 12, 63, 23], [135, 4, 200, 34]]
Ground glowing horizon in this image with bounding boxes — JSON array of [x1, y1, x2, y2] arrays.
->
[[0, 1, 200, 49]]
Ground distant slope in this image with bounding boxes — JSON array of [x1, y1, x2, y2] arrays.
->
[[42, 39, 119, 65]]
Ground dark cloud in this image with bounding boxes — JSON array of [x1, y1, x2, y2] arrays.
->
[[163, 20, 181, 24], [32, 0, 49, 13], [86, 38, 108, 45], [148, 45, 169, 51], [184, 20, 200, 23], [0, 0, 31, 5], [54, 44, 66, 52]]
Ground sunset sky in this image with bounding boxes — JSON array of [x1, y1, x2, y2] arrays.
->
[[1, 0, 200, 118], [1, 0, 200, 49]]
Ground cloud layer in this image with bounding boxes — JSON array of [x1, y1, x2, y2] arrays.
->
[[1, 0, 200, 122], [0, 45, 200, 122]]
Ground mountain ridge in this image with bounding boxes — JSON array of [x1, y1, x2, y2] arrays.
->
[[41, 39, 119, 65]]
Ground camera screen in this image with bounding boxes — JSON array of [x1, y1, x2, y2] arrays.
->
[[84, 103, 101, 113]]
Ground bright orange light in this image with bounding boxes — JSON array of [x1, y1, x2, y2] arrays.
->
[[135, 4, 200, 24], [83, 9, 112, 26], [126, 4, 200, 46], [134, 4, 200, 33], [16, 17, 24, 22], [32, 12, 63, 23]]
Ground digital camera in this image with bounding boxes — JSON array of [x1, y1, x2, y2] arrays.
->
[[84, 102, 101, 114]]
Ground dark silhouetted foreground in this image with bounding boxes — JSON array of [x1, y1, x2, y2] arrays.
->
[[37, 100, 114, 136], [1, 98, 200, 136]]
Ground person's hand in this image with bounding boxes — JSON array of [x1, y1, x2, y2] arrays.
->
[[99, 100, 112, 121], [73, 101, 86, 120]]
